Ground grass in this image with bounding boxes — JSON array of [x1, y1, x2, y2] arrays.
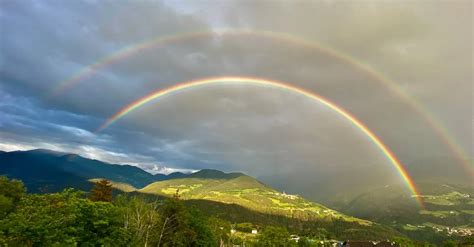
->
[[402, 224, 421, 231], [422, 191, 472, 206], [419, 210, 459, 218], [137, 175, 371, 225]]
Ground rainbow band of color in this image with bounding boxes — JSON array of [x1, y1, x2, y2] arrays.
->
[[97, 76, 424, 207], [51, 29, 472, 177]]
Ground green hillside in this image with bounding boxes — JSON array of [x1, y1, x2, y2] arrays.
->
[[339, 183, 474, 242], [136, 174, 369, 224], [91, 172, 410, 241]]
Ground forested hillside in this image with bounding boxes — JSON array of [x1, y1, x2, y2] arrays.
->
[[1, 176, 438, 246]]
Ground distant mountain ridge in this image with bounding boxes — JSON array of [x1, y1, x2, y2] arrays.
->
[[0, 149, 365, 222], [337, 183, 474, 241], [1, 149, 469, 242], [0, 149, 207, 192], [0, 149, 410, 239]]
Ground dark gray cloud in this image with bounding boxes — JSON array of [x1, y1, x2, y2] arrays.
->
[[0, 0, 472, 198]]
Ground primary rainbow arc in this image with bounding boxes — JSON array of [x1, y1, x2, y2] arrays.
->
[[97, 76, 424, 207], [50, 29, 472, 176]]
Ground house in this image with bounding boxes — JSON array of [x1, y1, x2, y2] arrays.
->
[[328, 240, 343, 247], [289, 235, 300, 242], [375, 241, 399, 247], [342, 241, 376, 247], [342, 241, 399, 247], [281, 191, 298, 200], [251, 229, 258, 234]]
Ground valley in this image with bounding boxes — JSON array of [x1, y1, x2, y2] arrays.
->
[[1, 149, 473, 245]]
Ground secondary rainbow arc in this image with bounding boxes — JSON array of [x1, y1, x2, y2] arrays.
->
[[97, 76, 425, 207], [50, 29, 472, 176]]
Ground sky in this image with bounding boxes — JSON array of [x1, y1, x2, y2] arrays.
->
[[0, 0, 472, 199]]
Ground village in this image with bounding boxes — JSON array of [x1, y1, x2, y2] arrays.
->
[[405, 224, 473, 237], [228, 226, 402, 246]]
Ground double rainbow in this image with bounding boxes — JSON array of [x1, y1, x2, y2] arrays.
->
[[97, 76, 425, 207], [50, 29, 472, 177]]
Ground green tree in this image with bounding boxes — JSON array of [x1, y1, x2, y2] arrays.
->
[[158, 196, 195, 246], [115, 194, 161, 246], [0, 189, 129, 246], [442, 240, 457, 247], [0, 176, 26, 218], [392, 236, 416, 247], [208, 217, 231, 246], [89, 179, 113, 202], [297, 237, 313, 247], [257, 226, 290, 246], [188, 208, 217, 246]]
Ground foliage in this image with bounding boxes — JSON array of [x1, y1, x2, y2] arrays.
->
[[257, 226, 290, 246], [0, 176, 26, 218], [0, 177, 435, 246], [90, 178, 113, 202], [157, 195, 195, 246], [0, 188, 129, 246], [0, 177, 222, 246], [297, 237, 313, 247], [115, 194, 161, 246], [188, 208, 218, 246]]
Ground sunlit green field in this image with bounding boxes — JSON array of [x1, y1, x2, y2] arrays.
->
[[420, 191, 472, 206], [138, 175, 371, 225]]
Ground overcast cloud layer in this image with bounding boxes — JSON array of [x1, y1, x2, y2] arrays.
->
[[0, 0, 472, 199]]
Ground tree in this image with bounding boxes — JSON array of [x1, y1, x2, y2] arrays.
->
[[158, 196, 195, 246], [115, 195, 161, 247], [89, 179, 113, 202], [0, 176, 26, 218], [442, 240, 457, 247], [257, 226, 290, 246], [297, 237, 313, 247], [188, 208, 217, 247], [208, 217, 231, 246], [0, 189, 129, 246]]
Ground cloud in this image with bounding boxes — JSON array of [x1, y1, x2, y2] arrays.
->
[[0, 0, 472, 200]]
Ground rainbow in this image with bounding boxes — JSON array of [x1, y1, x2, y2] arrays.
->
[[50, 29, 472, 177], [97, 76, 425, 207]]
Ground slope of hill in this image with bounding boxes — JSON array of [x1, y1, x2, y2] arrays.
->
[[139, 172, 369, 225], [99, 171, 407, 240], [1, 149, 409, 240], [338, 183, 474, 241]]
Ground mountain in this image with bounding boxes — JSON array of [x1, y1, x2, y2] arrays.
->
[[0, 149, 159, 192], [0, 149, 408, 240], [0, 150, 259, 193], [117, 172, 370, 225], [337, 183, 474, 241], [0, 149, 364, 224], [104, 170, 406, 240], [160, 171, 187, 180]]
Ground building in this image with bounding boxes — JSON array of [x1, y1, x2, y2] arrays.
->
[[342, 241, 399, 247], [342, 241, 375, 247], [289, 235, 300, 242], [375, 241, 399, 247]]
